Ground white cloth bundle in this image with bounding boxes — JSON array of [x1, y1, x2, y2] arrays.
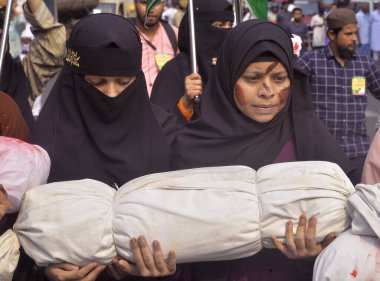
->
[[0, 136, 50, 213], [257, 161, 354, 247], [114, 166, 260, 263], [313, 229, 380, 281], [313, 183, 380, 280], [14, 180, 117, 266], [14, 161, 354, 266], [347, 183, 380, 238], [0, 230, 20, 281]]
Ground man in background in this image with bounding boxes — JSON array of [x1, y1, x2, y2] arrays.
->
[[284, 7, 310, 53], [310, 5, 326, 50], [356, 3, 371, 56], [297, 8, 380, 185], [133, 0, 178, 96]]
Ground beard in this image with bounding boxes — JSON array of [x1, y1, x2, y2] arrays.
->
[[337, 44, 355, 60], [136, 9, 160, 28]]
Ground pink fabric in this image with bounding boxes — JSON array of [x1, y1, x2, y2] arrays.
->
[[140, 23, 178, 96], [362, 129, 380, 184]]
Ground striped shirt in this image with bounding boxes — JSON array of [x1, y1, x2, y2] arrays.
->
[[22, 1, 66, 104], [296, 46, 380, 158]]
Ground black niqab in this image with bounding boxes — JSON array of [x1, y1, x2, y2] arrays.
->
[[150, 0, 233, 112], [172, 20, 354, 175], [32, 14, 171, 187]]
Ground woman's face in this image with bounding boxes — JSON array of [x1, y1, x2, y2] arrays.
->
[[84, 75, 136, 98], [234, 61, 291, 123]]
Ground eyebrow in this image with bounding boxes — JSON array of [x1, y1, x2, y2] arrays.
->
[[243, 70, 287, 75]]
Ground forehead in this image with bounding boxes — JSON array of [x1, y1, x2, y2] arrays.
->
[[244, 61, 286, 72], [340, 23, 358, 33]]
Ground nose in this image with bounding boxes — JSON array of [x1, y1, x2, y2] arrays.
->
[[102, 82, 120, 98], [257, 82, 274, 99], [352, 32, 359, 43]]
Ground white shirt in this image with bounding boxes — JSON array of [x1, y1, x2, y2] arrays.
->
[[310, 14, 326, 47]]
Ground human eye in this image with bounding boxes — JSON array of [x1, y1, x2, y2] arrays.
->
[[85, 78, 104, 86], [272, 73, 288, 83], [117, 77, 135, 86], [243, 74, 260, 83], [211, 21, 223, 28]]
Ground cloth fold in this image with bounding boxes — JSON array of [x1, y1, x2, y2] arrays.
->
[[347, 183, 380, 238], [0, 229, 20, 281]]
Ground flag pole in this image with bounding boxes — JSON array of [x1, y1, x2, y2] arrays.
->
[[235, 0, 242, 24], [188, 0, 200, 103], [0, 0, 12, 79]]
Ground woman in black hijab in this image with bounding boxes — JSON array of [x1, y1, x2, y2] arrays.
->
[[150, 0, 233, 120], [172, 20, 354, 280], [32, 13, 179, 281]]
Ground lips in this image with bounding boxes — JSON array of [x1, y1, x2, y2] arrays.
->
[[254, 104, 275, 109]]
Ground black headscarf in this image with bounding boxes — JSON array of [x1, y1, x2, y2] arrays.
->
[[172, 20, 354, 175], [31, 13, 171, 187], [150, 0, 234, 112]]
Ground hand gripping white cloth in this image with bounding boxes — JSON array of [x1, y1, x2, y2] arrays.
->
[[14, 161, 354, 266], [313, 229, 380, 281], [257, 161, 354, 247], [0, 136, 50, 213], [0, 229, 20, 281]]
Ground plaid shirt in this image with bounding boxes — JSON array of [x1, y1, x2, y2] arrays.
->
[[296, 46, 380, 158]]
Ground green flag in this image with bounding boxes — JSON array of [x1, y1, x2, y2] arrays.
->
[[246, 0, 267, 20], [144, 0, 162, 24]]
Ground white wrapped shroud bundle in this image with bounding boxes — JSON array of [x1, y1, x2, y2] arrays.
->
[[0, 136, 50, 213], [14, 161, 355, 267], [313, 184, 380, 281]]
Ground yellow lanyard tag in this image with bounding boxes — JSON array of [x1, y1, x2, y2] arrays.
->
[[154, 53, 172, 70], [352, 76, 366, 96]]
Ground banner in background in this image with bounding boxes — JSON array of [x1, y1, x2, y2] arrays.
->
[[246, 0, 267, 20]]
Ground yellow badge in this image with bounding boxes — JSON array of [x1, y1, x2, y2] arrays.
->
[[352, 76, 366, 96], [154, 53, 173, 70]]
